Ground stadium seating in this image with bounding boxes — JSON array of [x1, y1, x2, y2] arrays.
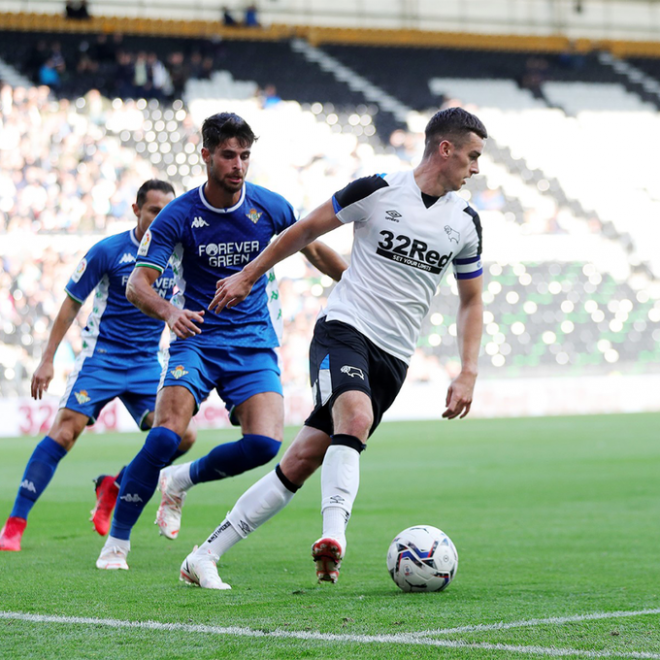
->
[[1, 29, 659, 398]]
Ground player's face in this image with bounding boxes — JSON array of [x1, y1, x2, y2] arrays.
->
[[203, 138, 251, 196], [445, 132, 484, 191], [133, 189, 175, 237]]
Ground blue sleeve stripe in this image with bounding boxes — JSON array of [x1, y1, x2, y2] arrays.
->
[[456, 269, 483, 280], [64, 288, 84, 304], [454, 255, 481, 265], [331, 195, 343, 214]]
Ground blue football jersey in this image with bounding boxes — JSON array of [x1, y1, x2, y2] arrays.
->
[[135, 183, 296, 348], [65, 229, 176, 359]]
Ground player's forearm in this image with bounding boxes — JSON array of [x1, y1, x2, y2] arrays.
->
[[456, 298, 483, 375], [42, 295, 81, 362], [301, 242, 348, 282], [243, 219, 325, 285], [243, 200, 341, 286], [126, 275, 175, 323]]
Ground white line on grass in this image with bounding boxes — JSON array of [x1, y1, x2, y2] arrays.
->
[[413, 607, 660, 637], [3, 610, 660, 659]]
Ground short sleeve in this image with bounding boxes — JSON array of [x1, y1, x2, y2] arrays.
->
[[65, 240, 109, 303], [332, 174, 389, 224], [453, 206, 483, 280], [273, 197, 297, 235], [135, 204, 184, 273]]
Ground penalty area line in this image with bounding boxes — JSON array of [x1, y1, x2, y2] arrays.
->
[[3, 611, 660, 659], [414, 607, 660, 637]]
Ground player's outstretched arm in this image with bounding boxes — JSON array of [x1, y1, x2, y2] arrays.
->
[[443, 276, 484, 420], [301, 241, 348, 282], [209, 199, 343, 313], [126, 266, 204, 339], [31, 295, 82, 400]]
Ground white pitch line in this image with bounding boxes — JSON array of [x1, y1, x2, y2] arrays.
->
[[413, 607, 660, 637], [3, 611, 660, 659]]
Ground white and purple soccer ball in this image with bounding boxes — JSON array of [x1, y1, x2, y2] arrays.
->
[[387, 525, 458, 592]]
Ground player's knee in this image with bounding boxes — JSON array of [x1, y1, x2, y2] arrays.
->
[[243, 434, 281, 468], [144, 426, 182, 465], [49, 424, 81, 451], [338, 410, 373, 441]]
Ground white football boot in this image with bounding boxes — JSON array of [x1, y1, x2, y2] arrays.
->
[[96, 544, 129, 570], [155, 466, 187, 540], [180, 546, 231, 590]]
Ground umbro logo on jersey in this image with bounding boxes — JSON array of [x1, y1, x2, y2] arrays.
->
[[340, 365, 365, 380], [120, 493, 143, 503], [386, 210, 401, 222], [191, 216, 209, 228], [20, 479, 37, 493], [444, 226, 460, 243], [119, 253, 136, 264]]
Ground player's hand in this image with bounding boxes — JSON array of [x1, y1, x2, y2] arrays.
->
[[167, 308, 204, 339], [31, 361, 54, 400], [442, 371, 477, 419], [208, 271, 255, 314]]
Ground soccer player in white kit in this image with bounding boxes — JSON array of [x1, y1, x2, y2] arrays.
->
[[179, 107, 487, 589]]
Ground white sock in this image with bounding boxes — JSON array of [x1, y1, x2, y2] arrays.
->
[[201, 470, 296, 558], [168, 462, 194, 493], [320, 444, 361, 551], [104, 536, 130, 552]]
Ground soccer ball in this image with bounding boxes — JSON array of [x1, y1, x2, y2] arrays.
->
[[386, 525, 458, 592]]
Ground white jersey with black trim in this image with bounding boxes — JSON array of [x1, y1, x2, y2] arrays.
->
[[323, 169, 483, 364]]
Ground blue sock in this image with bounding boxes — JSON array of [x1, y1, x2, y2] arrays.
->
[[10, 436, 68, 520], [113, 447, 188, 488], [110, 427, 181, 540], [190, 434, 281, 484]]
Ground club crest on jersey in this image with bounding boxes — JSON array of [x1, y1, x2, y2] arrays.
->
[[246, 208, 262, 224], [340, 365, 365, 380], [170, 365, 189, 379], [74, 390, 91, 404], [138, 229, 152, 256], [72, 258, 87, 283], [191, 216, 209, 228], [386, 210, 401, 222], [444, 226, 460, 243]]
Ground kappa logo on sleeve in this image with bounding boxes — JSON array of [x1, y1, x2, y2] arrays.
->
[[71, 258, 87, 283], [138, 229, 152, 257]]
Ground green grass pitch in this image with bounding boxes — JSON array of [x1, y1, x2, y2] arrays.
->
[[1, 413, 660, 659]]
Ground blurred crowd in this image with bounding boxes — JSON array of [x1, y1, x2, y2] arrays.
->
[[0, 83, 447, 398]]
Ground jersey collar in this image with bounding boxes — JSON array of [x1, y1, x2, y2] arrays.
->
[[198, 183, 246, 214], [129, 228, 140, 247]]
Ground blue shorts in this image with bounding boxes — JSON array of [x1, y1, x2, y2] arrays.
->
[[60, 352, 160, 429], [160, 340, 282, 424]]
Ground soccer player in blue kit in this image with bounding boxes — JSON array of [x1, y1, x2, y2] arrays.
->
[[0, 180, 196, 552], [96, 112, 346, 570]]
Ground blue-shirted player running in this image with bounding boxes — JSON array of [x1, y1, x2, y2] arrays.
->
[[0, 180, 197, 552], [96, 112, 346, 571]]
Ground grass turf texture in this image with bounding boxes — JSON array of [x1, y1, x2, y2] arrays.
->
[[1, 413, 659, 659]]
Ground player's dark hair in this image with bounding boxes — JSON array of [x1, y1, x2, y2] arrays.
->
[[136, 179, 175, 207], [202, 112, 258, 151], [423, 107, 487, 159]]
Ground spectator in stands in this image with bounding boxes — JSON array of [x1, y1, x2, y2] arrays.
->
[[65, 0, 91, 20], [244, 3, 260, 27], [260, 84, 282, 109], [222, 6, 238, 26], [39, 59, 61, 89]]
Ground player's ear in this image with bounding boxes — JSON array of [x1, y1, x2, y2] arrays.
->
[[201, 147, 211, 163], [132, 202, 140, 219]]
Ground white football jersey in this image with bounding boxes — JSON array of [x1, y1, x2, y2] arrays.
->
[[322, 170, 483, 363]]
